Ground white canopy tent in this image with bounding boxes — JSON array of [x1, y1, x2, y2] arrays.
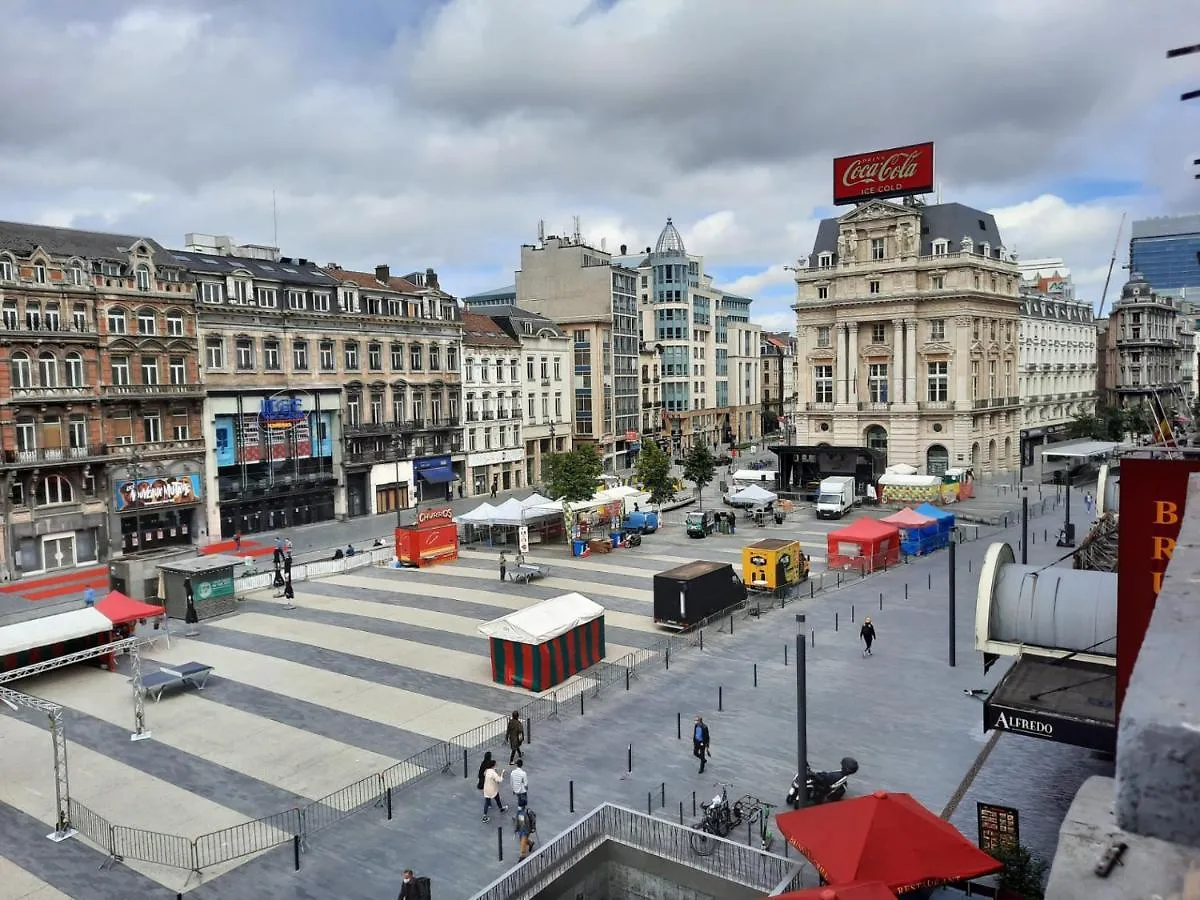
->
[[521, 492, 552, 508], [456, 502, 497, 524], [0, 607, 113, 658], [729, 484, 777, 505], [477, 592, 605, 644], [731, 469, 777, 485]]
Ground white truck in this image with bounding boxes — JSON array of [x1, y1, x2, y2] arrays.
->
[[815, 475, 856, 519]]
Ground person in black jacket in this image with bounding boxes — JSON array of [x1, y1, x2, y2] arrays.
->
[[397, 869, 431, 900], [860, 617, 877, 657], [692, 716, 711, 774], [477, 751, 495, 790]]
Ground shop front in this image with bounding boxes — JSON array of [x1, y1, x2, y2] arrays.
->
[[466, 447, 524, 497], [414, 454, 456, 504], [112, 472, 202, 555]]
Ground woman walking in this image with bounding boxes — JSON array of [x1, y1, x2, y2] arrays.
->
[[480, 759, 508, 822]]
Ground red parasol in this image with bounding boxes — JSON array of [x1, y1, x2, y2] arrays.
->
[[775, 791, 1002, 894], [774, 881, 898, 900]]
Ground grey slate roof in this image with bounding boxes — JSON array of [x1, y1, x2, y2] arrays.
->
[[166, 248, 339, 288], [462, 284, 517, 303], [0, 220, 174, 266], [484, 304, 566, 340], [808, 201, 1006, 267]]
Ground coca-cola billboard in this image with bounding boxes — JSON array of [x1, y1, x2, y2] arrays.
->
[[833, 142, 934, 205]]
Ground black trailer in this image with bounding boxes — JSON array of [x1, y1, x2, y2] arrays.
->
[[653, 561, 747, 630]]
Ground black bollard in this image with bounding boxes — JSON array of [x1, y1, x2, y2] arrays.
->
[[498, 825, 504, 861], [527, 717, 532, 745], [648, 792, 652, 815], [293, 834, 301, 871], [879, 592, 883, 611], [811, 629, 815, 648], [719, 685, 724, 711], [810, 581, 814, 599], [837, 572, 842, 587], [1044, 529, 1047, 542], [661, 782, 666, 808], [851, 604, 855, 622], [928, 572, 931, 590], [666, 646, 670, 669], [386, 786, 393, 820], [835, 611, 839, 632], [677, 711, 681, 739], [784, 642, 788, 666], [580, 691, 584, 716], [628, 744, 633, 773], [679, 800, 684, 824], [625, 667, 630, 691], [693, 791, 697, 816], [570, 780, 575, 813], [748, 817, 753, 846], [904, 583, 909, 599], [700, 630, 704, 651], [754, 663, 758, 687], [463, 748, 468, 779], [730, 613, 734, 634], [968, 559, 972, 573]]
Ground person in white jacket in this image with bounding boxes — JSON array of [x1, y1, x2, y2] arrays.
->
[[481, 760, 508, 822], [510, 758, 529, 808]]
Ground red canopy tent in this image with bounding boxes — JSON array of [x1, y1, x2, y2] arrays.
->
[[95, 591, 166, 626], [826, 519, 901, 573], [776, 791, 1001, 895], [879, 508, 935, 528], [774, 883, 897, 900]]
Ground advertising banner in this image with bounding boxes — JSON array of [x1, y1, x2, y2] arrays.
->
[[833, 141, 935, 205], [114, 474, 202, 512], [1115, 457, 1200, 713]]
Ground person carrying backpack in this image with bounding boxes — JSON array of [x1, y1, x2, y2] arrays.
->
[[396, 869, 431, 900], [514, 806, 538, 858]]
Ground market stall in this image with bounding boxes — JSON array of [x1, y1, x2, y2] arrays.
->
[[880, 508, 941, 556], [915, 502, 956, 540], [742, 538, 808, 590], [395, 505, 459, 568], [478, 592, 606, 692], [876, 473, 948, 504], [826, 518, 901, 573], [533, 495, 624, 557], [95, 591, 170, 656], [0, 606, 113, 676]]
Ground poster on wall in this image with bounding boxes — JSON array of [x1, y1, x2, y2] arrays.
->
[[518, 526, 530, 554], [113, 474, 203, 512]]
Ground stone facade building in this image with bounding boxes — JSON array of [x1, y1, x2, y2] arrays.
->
[[792, 200, 1021, 475], [760, 332, 797, 437], [1102, 272, 1187, 416], [0, 223, 202, 578], [462, 312, 524, 496]]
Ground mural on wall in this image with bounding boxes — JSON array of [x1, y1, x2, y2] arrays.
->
[[214, 404, 333, 466], [113, 474, 203, 512]]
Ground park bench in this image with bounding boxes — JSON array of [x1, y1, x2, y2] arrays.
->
[[135, 661, 214, 702]]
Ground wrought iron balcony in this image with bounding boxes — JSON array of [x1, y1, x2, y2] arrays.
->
[[0, 322, 98, 342], [101, 382, 204, 399], [3, 445, 105, 466], [857, 401, 891, 411], [805, 402, 834, 411], [106, 438, 206, 457], [7, 384, 97, 403]]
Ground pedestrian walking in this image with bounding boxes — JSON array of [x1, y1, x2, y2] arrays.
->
[[233, 531, 242, 552], [481, 760, 508, 821], [499, 552, 508, 583], [273, 544, 283, 569], [273, 564, 285, 590], [284, 538, 293, 556], [505, 710, 524, 763], [860, 617, 876, 656], [457, 483, 464, 499], [514, 805, 537, 858], [510, 757, 528, 808], [283, 553, 293, 577], [491, 480, 499, 499], [692, 716, 711, 774], [396, 869, 431, 900], [283, 577, 295, 603], [1084, 492, 1095, 516], [83, 585, 96, 607], [477, 751, 494, 790]]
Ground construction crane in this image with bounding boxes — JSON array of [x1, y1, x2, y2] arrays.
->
[[1096, 212, 1126, 319]]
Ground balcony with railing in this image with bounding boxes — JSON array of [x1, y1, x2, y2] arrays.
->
[[857, 401, 891, 411], [101, 382, 205, 399], [7, 384, 98, 403], [0, 321, 98, 342], [105, 438, 206, 458], [805, 401, 834, 411], [3, 444, 106, 466], [918, 400, 954, 410]]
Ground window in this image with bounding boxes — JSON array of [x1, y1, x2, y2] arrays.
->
[[865, 425, 888, 455], [553, 358, 562, 380], [410, 344, 423, 370], [930, 318, 945, 341], [932, 239, 948, 256], [135, 265, 151, 291], [236, 339, 255, 370], [526, 357, 535, 380], [169, 356, 187, 385], [255, 287, 278, 308], [205, 338, 225, 370], [110, 355, 131, 385], [817, 286, 829, 300], [368, 342, 382, 370], [312, 292, 331, 312], [814, 365, 834, 403], [263, 340, 280, 371], [25, 303, 41, 330], [34, 264, 47, 284], [429, 345, 440, 371], [140, 356, 159, 385], [319, 341, 335, 371], [65, 353, 84, 387], [370, 393, 384, 424], [528, 395, 536, 419], [816, 326, 831, 348], [38, 352, 56, 388], [988, 360, 997, 396], [927, 361, 948, 401], [137, 309, 156, 335], [971, 360, 979, 398], [868, 280, 881, 294], [2, 300, 16, 329], [871, 323, 885, 343], [390, 343, 405, 370], [818, 253, 832, 268], [107, 308, 127, 334], [931, 275, 944, 290], [68, 415, 87, 450], [446, 345, 458, 371], [344, 341, 359, 370], [287, 290, 306, 310], [173, 422, 190, 441], [142, 412, 162, 442], [293, 340, 309, 370], [868, 363, 889, 403], [199, 281, 224, 303], [870, 238, 885, 260], [166, 311, 184, 336], [39, 475, 73, 506], [231, 280, 248, 304], [554, 394, 562, 418], [44, 303, 60, 330], [510, 359, 519, 382]]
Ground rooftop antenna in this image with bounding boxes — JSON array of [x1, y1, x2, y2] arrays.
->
[[573, 215, 581, 245], [272, 189, 278, 248], [1096, 212, 1126, 318], [538, 219, 545, 242]]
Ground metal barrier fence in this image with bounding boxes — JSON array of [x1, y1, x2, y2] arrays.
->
[[238, 546, 393, 592], [468, 803, 814, 900]]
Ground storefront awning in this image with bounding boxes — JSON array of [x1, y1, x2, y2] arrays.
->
[[416, 466, 456, 484], [983, 655, 1116, 753]]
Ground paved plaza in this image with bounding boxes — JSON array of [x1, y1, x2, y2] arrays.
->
[[0, 485, 1107, 898]]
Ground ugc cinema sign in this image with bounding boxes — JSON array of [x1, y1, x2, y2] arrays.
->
[[1116, 456, 1200, 713]]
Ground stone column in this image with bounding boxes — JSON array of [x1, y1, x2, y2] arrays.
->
[[892, 318, 906, 404], [847, 324, 859, 405], [905, 318, 919, 405], [837, 324, 848, 406]]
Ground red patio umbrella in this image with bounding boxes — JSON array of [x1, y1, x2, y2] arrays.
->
[[776, 791, 1002, 894], [775, 881, 897, 900]]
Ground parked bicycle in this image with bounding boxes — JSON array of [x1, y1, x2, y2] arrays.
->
[[689, 782, 743, 855]]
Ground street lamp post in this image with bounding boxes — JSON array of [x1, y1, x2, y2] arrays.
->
[[392, 433, 403, 528], [1057, 469, 1075, 547], [795, 613, 808, 808], [1021, 484, 1029, 565]]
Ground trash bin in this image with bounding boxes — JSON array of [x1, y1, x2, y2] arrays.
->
[[610, 532, 622, 549], [572, 539, 587, 557]]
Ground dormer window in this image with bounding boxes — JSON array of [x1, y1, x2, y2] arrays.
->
[[818, 253, 833, 269], [34, 264, 47, 284], [0, 257, 13, 281], [69, 263, 84, 286], [232, 280, 248, 304], [135, 264, 151, 291], [932, 240, 948, 256]]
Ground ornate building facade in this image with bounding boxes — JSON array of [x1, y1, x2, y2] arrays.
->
[[793, 200, 1022, 475], [462, 313, 524, 496]]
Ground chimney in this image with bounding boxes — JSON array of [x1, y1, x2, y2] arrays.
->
[[375, 264, 390, 283], [425, 267, 439, 290], [620, 244, 627, 255]]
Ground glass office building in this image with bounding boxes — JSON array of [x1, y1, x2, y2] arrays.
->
[[1130, 214, 1200, 295]]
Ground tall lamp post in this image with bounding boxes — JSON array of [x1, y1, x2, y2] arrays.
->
[[795, 613, 808, 808], [392, 433, 404, 528], [1057, 469, 1075, 547]]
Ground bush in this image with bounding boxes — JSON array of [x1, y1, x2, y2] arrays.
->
[[992, 842, 1048, 899]]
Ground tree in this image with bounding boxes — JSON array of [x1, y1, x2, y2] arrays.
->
[[991, 841, 1048, 899], [682, 443, 717, 509], [1066, 412, 1104, 441], [543, 444, 603, 503], [635, 439, 675, 505]]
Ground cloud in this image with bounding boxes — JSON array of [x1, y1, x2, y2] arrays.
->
[[0, 0, 1193, 322]]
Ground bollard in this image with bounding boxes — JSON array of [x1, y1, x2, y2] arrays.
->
[[570, 780, 575, 813], [1004, 514, 1009, 528], [968, 559, 972, 573], [879, 592, 883, 611], [665, 646, 670, 670], [580, 691, 584, 716], [662, 782, 666, 808], [719, 685, 724, 711], [810, 581, 814, 599], [693, 791, 697, 816], [679, 800, 684, 824], [527, 717, 532, 745], [648, 792, 653, 815], [730, 613, 734, 634], [811, 629, 815, 648], [835, 611, 839, 632], [1044, 529, 1047, 542], [928, 572, 932, 590], [498, 825, 504, 861], [628, 744, 633, 773], [293, 834, 301, 871], [677, 711, 681, 740], [463, 748, 468, 779], [700, 630, 704, 651], [1033, 531, 1036, 545], [748, 817, 753, 846], [754, 663, 758, 687], [905, 583, 908, 599], [837, 572, 842, 588], [626, 667, 630, 691], [851, 604, 855, 623], [386, 786, 393, 820]]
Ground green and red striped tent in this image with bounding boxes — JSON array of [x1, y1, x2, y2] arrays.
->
[[479, 593, 606, 692]]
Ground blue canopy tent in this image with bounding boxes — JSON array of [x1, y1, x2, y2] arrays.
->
[[881, 507, 941, 556], [915, 502, 955, 551]]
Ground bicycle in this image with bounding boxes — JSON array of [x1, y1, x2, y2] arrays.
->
[[740, 797, 777, 851], [689, 782, 743, 855]]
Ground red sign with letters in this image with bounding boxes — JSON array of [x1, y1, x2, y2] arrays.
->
[[833, 141, 935, 205], [1115, 457, 1200, 713]]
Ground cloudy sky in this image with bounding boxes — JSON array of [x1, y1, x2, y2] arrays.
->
[[1, 0, 1197, 331]]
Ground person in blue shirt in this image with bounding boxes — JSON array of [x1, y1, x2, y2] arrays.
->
[[83, 586, 96, 607], [693, 716, 711, 773]]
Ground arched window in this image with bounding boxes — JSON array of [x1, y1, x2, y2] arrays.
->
[[10, 351, 32, 388], [106, 307, 127, 335], [69, 262, 85, 286], [38, 352, 58, 388], [926, 444, 949, 476], [136, 264, 151, 291], [65, 352, 85, 387], [39, 475, 74, 506], [137, 308, 157, 335], [865, 425, 888, 456]]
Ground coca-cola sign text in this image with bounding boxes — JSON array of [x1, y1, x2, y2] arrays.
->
[[833, 142, 935, 205]]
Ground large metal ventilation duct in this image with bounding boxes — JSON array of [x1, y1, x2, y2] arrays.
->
[[975, 542, 1116, 666]]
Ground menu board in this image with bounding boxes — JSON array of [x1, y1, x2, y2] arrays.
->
[[977, 802, 1020, 854]]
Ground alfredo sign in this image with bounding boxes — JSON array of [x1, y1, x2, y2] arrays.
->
[[833, 141, 935, 205]]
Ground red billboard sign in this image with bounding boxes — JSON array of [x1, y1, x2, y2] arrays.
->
[[1116, 457, 1200, 713], [833, 142, 935, 205]]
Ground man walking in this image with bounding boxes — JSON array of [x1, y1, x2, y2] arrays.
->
[[510, 757, 528, 808], [499, 552, 508, 583], [396, 869, 430, 900], [693, 716, 711, 774], [505, 710, 524, 763], [860, 617, 877, 657]]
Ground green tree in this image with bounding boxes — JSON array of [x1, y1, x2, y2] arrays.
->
[[635, 439, 675, 505], [543, 444, 604, 503], [682, 443, 717, 509], [1066, 412, 1103, 441], [991, 842, 1048, 899]]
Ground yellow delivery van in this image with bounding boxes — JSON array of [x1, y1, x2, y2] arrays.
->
[[742, 538, 809, 591]]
